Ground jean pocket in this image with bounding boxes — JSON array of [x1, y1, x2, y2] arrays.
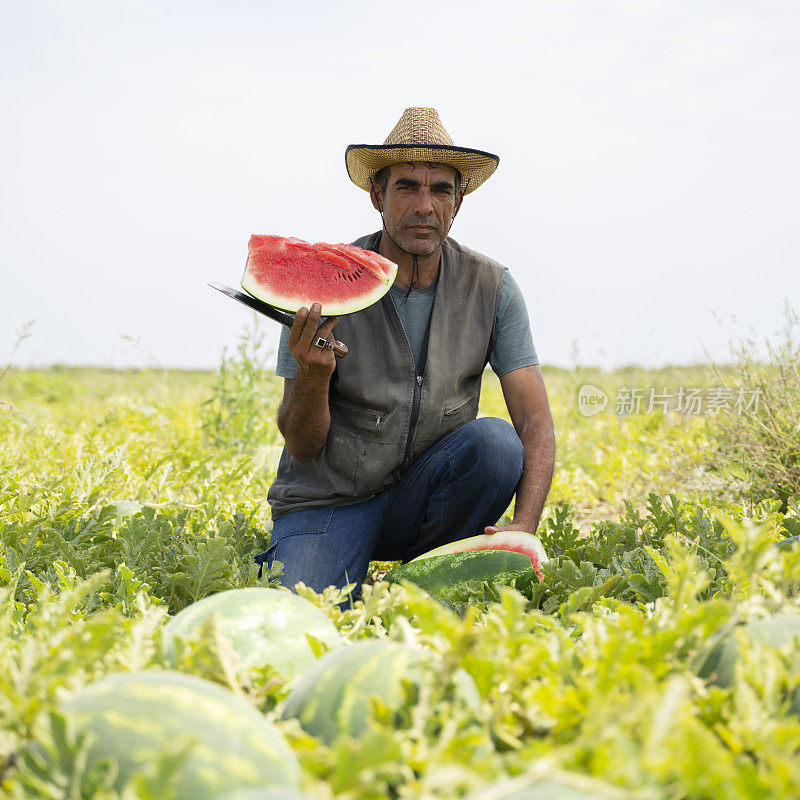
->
[[255, 508, 334, 579], [254, 545, 276, 580]]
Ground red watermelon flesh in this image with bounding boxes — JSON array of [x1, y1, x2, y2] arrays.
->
[[410, 531, 549, 580], [242, 235, 397, 316]]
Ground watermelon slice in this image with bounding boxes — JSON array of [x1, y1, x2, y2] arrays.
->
[[241, 235, 397, 316], [411, 531, 548, 580]]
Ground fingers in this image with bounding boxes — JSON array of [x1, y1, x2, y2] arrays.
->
[[287, 304, 338, 377], [287, 306, 309, 351], [316, 316, 339, 340], [288, 303, 326, 350], [297, 303, 323, 353]]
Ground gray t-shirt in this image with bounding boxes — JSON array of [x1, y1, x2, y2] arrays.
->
[[275, 269, 538, 379]]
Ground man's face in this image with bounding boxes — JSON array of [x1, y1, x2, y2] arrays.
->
[[372, 162, 462, 257]]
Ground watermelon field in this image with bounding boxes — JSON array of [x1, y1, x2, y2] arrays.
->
[[2, 322, 800, 800]]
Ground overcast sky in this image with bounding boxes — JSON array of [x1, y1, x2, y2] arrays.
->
[[1, 0, 798, 371]]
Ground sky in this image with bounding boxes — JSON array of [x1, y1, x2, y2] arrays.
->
[[1, 0, 798, 371]]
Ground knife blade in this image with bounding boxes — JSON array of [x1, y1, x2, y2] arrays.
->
[[208, 283, 348, 358]]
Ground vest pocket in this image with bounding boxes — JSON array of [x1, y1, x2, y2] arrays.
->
[[328, 400, 400, 494], [330, 398, 391, 443], [320, 426, 359, 496], [441, 394, 480, 431]]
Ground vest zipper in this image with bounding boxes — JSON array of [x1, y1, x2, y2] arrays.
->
[[402, 373, 424, 466], [378, 288, 429, 470]]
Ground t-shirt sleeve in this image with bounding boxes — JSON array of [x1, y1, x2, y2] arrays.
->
[[275, 325, 298, 379], [489, 270, 539, 378]]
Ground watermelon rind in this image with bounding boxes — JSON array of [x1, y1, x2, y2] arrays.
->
[[386, 550, 538, 608], [163, 587, 341, 678], [280, 639, 478, 744], [411, 531, 548, 580], [61, 670, 300, 800], [241, 236, 398, 316]]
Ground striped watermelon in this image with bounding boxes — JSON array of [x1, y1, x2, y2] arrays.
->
[[468, 771, 631, 799], [411, 531, 548, 579], [386, 550, 539, 609], [697, 612, 800, 713], [472, 782, 616, 799], [163, 588, 341, 678], [61, 670, 300, 800], [280, 639, 478, 744], [208, 791, 314, 800]]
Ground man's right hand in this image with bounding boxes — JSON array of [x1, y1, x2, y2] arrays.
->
[[278, 302, 339, 461], [288, 302, 340, 381]]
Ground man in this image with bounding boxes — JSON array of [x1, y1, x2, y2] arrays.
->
[[257, 107, 555, 599]]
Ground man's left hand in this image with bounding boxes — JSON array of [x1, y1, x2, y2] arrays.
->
[[483, 365, 555, 540]]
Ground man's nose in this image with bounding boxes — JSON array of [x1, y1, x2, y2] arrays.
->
[[413, 188, 434, 215]]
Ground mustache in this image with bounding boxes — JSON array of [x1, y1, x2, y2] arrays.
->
[[403, 216, 440, 229]]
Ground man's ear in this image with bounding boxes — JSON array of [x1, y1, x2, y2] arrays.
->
[[369, 183, 383, 213]]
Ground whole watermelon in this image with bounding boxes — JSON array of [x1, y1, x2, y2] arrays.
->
[[474, 782, 614, 799], [696, 613, 800, 714], [61, 670, 300, 800], [386, 549, 537, 609], [207, 791, 314, 800], [280, 639, 478, 744], [468, 773, 630, 799], [697, 613, 800, 686], [163, 587, 340, 678]]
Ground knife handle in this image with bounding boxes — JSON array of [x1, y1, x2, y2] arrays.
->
[[208, 283, 349, 358], [315, 336, 348, 358]]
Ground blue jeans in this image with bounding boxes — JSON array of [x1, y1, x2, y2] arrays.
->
[[257, 417, 524, 600]]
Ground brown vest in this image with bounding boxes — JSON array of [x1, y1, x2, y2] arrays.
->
[[267, 231, 504, 519]]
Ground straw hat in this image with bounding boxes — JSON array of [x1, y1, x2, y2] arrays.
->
[[345, 107, 499, 195]]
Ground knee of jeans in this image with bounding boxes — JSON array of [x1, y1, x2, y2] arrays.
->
[[463, 417, 524, 482]]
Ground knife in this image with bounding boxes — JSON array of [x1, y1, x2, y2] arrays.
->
[[208, 283, 348, 358]]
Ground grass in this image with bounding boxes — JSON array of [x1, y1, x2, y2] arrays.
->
[[1, 357, 736, 529], [4, 331, 800, 800]]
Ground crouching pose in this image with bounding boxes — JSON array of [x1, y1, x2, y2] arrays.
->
[[258, 107, 555, 599]]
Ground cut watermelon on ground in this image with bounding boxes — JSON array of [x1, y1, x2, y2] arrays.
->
[[241, 235, 397, 316], [411, 531, 548, 580], [386, 550, 539, 610]]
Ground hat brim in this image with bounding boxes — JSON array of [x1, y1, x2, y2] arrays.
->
[[345, 143, 499, 195]]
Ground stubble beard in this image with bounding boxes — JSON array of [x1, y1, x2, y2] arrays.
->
[[389, 217, 448, 259]]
